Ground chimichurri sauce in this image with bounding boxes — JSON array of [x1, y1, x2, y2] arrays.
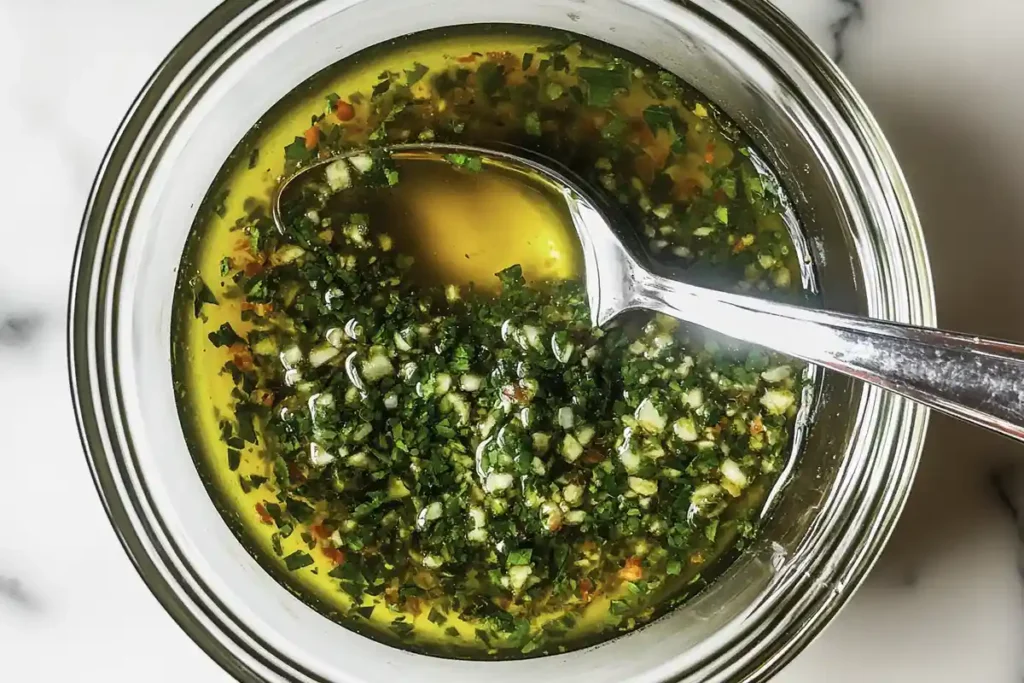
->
[[174, 27, 806, 659]]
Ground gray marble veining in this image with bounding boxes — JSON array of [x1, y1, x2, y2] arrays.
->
[[829, 0, 863, 63], [0, 574, 44, 613], [0, 313, 42, 348]]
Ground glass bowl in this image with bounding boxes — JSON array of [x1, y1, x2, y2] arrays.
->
[[68, 0, 934, 681]]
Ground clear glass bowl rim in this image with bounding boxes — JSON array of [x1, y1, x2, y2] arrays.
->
[[68, 1, 935, 681]]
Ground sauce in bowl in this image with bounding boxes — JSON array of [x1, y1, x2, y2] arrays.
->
[[173, 26, 807, 659]]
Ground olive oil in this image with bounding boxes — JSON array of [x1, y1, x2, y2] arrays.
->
[[173, 26, 805, 659]]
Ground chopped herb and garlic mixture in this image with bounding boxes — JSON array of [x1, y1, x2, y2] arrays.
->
[[175, 28, 807, 659]]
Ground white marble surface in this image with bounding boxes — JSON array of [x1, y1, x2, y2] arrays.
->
[[1, 0, 1022, 680]]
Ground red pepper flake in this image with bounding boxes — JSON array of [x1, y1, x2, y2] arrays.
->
[[288, 461, 306, 484], [304, 125, 320, 150], [579, 578, 594, 602], [322, 546, 346, 565], [233, 350, 254, 372], [676, 178, 701, 200], [456, 52, 481, 63], [241, 301, 274, 316], [501, 384, 528, 404], [255, 503, 273, 524], [582, 448, 606, 465], [704, 143, 716, 165], [244, 261, 264, 277], [618, 556, 643, 581], [335, 99, 355, 122], [310, 523, 329, 540], [750, 415, 765, 435]]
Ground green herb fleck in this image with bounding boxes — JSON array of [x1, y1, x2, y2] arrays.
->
[[283, 551, 314, 571], [578, 65, 630, 107], [208, 323, 243, 348], [405, 62, 429, 85], [212, 189, 229, 218], [642, 104, 686, 138], [525, 111, 542, 136], [284, 136, 311, 162], [192, 278, 217, 318], [444, 153, 483, 173], [391, 620, 415, 638], [507, 548, 533, 566]]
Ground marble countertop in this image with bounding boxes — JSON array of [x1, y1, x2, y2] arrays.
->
[[1, 0, 1022, 680]]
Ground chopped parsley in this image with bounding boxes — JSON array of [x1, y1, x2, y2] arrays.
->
[[577, 65, 631, 106], [283, 551, 314, 571], [444, 153, 483, 172], [207, 323, 243, 348], [192, 278, 217, 318], [405, 62, 429, 85], [642, 104, 686, 138]]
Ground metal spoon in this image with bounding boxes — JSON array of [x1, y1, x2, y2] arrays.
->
[[274, 143, 1024, 442]]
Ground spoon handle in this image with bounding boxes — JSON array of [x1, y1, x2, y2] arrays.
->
[[633, 271, 1024, 442]]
